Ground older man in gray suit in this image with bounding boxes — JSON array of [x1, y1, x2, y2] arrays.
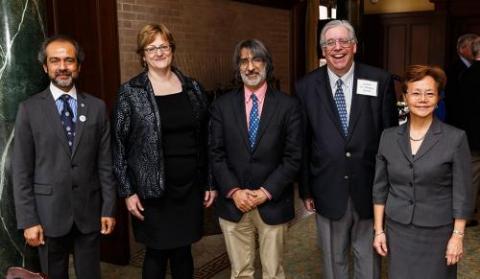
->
[[12, 35, 116, 279]]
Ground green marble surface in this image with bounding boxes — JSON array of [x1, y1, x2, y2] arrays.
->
[[0, 0, 48, 276]]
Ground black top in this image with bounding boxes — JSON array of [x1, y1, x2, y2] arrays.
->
[[155, 92, 197, 190], [155, 93, 197, 157]]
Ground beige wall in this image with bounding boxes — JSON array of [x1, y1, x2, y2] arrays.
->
[[364, 0, 434, 14], [117, 0, 291, 91]]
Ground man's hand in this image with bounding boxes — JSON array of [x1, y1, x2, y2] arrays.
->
[[232, 189, 257, 213], [303, 198, 316, 212], [125, 194, 144, 221], [204, 190, 218, 208], [24, 225, 44, 247], [249, 189, 268, 206], [101, 217, 116, 235]]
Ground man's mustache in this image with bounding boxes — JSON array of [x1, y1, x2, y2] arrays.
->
[[55, 70, 72, 76]]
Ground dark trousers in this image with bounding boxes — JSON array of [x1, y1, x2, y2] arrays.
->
[[38, 224, 100, 279], [142, 245, 193, 279]]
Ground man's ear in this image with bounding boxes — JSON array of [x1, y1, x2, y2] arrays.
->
[[42, 64, 48, 74]]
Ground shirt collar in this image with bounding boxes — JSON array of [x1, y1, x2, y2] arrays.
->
[[244, 81, 268, 104], [327, 62, 355, 89], [459, 55, 472, 68], [50, 82, 78, 101]]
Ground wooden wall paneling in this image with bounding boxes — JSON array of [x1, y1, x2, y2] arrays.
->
[[410, 23, 430, 65], [385, 24, 407, 76], [363, 12, 445, 76]]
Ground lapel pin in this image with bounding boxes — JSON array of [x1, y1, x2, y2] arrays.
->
[[79, 115, 87, 122], [81, 103, 85, 107]]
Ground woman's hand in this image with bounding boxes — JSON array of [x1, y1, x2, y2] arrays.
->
[[373, 232, 388, 257], [125, 194, 144, 221], [446, 234, 464, 266], [204, 190, 217, 208]]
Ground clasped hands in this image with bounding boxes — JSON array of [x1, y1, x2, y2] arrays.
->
[[232, 189, 268, 213]]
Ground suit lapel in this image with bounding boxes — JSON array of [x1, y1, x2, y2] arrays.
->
[[347, 64, 367, 141], [413, 118, 442, 162], [252, 87, 277, 152], [232, 88, 250, 150], [40, 89, 71, 157], [396, 124, 413, 163], [72, 92, 88, 157], [316, 68, 345, 138]]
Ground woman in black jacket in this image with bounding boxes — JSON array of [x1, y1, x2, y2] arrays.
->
[[112, 23, 216, 279]]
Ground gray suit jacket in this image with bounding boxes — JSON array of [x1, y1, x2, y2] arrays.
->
[[373, 117, 474, 227], [13, 88, 116, 237]]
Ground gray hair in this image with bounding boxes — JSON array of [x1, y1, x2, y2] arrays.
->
[[38, 35, 85, 65], [232, 39, 274, 84], [319, 20, 357, 46], [472, 38, 480, 58], [456, 33, 478, 52]]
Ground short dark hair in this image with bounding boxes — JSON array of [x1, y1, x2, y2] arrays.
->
[[38, 35, 85, 65], [232, 39, 274, 84], [402, 65, 446, 94]]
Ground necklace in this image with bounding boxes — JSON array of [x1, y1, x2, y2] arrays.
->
[[409, 135, 425, 141]]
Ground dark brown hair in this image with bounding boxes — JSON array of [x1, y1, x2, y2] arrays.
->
[[136, 23, 176, 67], [402, 65, 447, 94]]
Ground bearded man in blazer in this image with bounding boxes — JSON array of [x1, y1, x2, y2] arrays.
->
[[12, 35, 116, 279], [295, 20, 398, 279], [210, 39, 302, 279]]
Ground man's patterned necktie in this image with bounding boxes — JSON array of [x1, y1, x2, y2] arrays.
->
[[60, 94, 75, 151], [248, 93, 260, 150], [334, 79, 348, 136]]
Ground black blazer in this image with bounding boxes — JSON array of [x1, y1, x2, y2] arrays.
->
[[209, 86, 302, 225], [13, 88, 116, 237], [457, 61, 480, 151], [372, 118, 474, 227], [296, 63, 398, 220], [445, 58, 469, 127]]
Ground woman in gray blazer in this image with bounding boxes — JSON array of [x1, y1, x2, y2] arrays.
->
[[372, 65, 474, 279]]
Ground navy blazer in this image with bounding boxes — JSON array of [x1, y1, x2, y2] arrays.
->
[[209, 86, 302, 225], [296, 63, 398, 220], [373, 118, 474, 227]]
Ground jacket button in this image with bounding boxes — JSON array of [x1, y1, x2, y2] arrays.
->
[[73, 185, 78, 189], [345, 152, 351, 158], [409, 182, 413, 187], [409, 163, 413, 169], [344, 175, 349, 180], [409, 200, 414, 205]]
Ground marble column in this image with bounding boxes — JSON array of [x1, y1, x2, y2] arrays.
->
[[0, 0, 48, 276]]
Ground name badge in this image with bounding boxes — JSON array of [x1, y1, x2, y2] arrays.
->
[[356, 79, 378, 97]]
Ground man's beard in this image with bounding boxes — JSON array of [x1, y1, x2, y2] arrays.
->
[[51, 70, 75, 90], [241, 67, 267, 88]]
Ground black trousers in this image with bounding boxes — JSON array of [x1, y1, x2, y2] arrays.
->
[[38, 225, 100, 279], [142, 245, 193, 279]]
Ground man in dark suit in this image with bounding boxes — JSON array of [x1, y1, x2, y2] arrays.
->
[[457, 37, 480, 224], [210, 39, 302, 279], [445, 33, 478, 127], [295, 20, 398, 279], [13, 35, 116, 279]]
